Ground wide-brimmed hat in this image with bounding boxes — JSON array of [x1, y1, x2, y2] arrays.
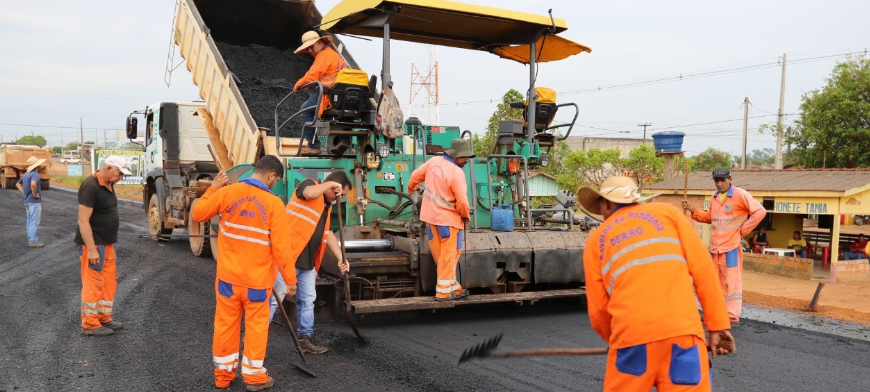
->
[[26, 156, 46, 173], [445, 139, 475, 159], [294, 31, 333, 54], [578, 176, 655, 214], [103, 155, 132, 175]]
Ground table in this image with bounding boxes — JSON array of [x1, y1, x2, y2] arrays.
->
[[763, 248, 797, 257]]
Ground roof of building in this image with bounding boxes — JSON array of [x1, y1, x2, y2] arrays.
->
[[528, 170, 557, 180], [647, 169, 870, 193]]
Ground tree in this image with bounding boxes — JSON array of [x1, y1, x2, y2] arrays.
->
[[558, 148, 625, 191], [622, 144, 664, 190], [787, 57, 870, 167], [51, 146, 62, 154], [691, 148, 732, 170], [16, 135, 47, 147], [65, 142, 80, 151], [472, 89, 523, 157]]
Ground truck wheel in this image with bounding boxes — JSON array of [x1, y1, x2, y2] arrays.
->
[[40, 179, 50, 190], [148, 194, 173, 241], [856, 217, 865, 226], [6, 178, 15, 189], [188, 199, 212, 257]]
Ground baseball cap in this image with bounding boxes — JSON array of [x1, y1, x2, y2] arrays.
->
[[712, 168, 731, 179], [103, 155, 132, 175]]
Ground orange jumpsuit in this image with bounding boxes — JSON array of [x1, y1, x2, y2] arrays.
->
[[691, 185, 766, 321], [294, 46, 348, 116], [408, 156, 471, 299], [191, 179, 297, 388], [584, 202, 730, 392]]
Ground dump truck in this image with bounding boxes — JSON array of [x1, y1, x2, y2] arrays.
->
[[147, 0, 592, 315], [0, 144, 51, 190]]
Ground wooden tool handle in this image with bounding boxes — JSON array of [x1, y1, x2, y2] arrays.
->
[[495, 348, 609, 358]]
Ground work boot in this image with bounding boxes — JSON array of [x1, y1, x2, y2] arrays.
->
[[434, 293, 455, 302], [81, 326, 114, 336], [453, 289, 469, 300], [28, 242, 45, 248], [301, 147, 321, 156], [101, 320, 125, 330], [245, 376, 274, 391], [329, 142, 348, 156], [298, 337, 329, 354]]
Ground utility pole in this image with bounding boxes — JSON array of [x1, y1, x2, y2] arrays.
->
[[79, 118, 84, 151], [638, 123, 651, 144], [104, 130, 107, 149], [775, 53, 787, 169], [742, 97, 749, 169]]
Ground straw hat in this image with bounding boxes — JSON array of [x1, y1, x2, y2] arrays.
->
[[445, 139, 475, 159], [294, 31, 333, 54], [578, 176, 654, 214], [26, 156, 46, 173]]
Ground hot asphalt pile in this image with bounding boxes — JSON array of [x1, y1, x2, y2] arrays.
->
[[2, 187, 870, 391], [217, 42, 314, 138]]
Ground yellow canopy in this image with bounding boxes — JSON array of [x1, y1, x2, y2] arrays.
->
[[320, 0, 591, 64]]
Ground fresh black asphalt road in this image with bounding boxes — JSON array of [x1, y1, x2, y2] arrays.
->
[[2, 186, 869, 391]]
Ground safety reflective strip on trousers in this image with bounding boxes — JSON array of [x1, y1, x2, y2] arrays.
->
[[601, 237, 682, 275], [96, 300, 113, 314], [423, 189, 456, 210], [241, 356, 266, 375], [213, 353, 239, 371], [436, 279, 456, 294], [81, 301, 97, 315], [607, 254, 688, 295]]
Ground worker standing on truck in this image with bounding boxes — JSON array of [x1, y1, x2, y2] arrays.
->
[[76, 156, 132, 336], [408, 139, 473, 301], [293, 31, 348, 156], [191, 155, 298, 391], [270, 170, 351, 354], [580, 176, 735, 392], [17, 156, 46, 248], [681, 168, 766, 323]]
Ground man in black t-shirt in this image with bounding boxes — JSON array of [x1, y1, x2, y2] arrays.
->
[[76, 156, 131, 336]]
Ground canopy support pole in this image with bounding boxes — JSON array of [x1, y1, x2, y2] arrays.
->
[[382, 22, 391, 89], [527, 40, 536, 146]]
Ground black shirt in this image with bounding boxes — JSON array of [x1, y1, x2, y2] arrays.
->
[[295, 179, 329, 270], [74, 174, 119, 245]]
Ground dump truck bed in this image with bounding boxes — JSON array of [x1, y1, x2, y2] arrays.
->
[[173, 0, 360, 165]]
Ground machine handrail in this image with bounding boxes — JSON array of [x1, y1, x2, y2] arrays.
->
[[547, 102, 579, 141], [273, 81, 325, 157], [485, 154, 532, 228]]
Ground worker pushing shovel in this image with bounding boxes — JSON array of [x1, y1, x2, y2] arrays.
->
[[576, 176, 734, 391]]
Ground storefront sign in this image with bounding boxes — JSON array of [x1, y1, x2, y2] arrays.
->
[[773, 197, 838, 215]]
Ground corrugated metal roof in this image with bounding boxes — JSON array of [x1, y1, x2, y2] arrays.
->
[[646, 169, 870, 193]]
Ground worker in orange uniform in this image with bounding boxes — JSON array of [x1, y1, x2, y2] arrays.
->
[[270, 170, 352, 354], [408, 139, 473, 301], [682, 168, 766, 323], [191, 155, 298, 391], [294, 30, 348, 155], [580, 176, 735, 392]]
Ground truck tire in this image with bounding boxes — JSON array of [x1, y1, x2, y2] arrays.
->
[[148, 194, 173, 241], [188, 199, 212, 257], [40, 179, 50, 190]]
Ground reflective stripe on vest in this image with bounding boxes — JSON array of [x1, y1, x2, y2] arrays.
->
[[423, 189, 456, 210], [711, 216, 747, 231], [601, 237, 682, 275], [220, 226, 271, 246], [607, 254, 687, 295], [222, 220, 270, 235]]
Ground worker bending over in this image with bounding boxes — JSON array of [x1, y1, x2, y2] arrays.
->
[[408, 139, 473, 301], [270, 170, 351, 354], [682, 168, 766, 323], [581, 176, 735, 392], [192, 155, 298, 391], [293, 31, 348, 155]]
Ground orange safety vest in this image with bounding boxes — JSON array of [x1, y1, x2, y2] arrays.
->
[[692, 185, 766, 254], [583, 202, 730, 349], [285, 183, 332, 271], [191, 182, 297, 289], [294, 47, 348, 116], [408, 156, 470, 230]]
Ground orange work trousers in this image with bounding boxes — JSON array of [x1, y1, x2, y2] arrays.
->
[[428, 225, 464, 299], [711, 249, 742, 321], [604, 335, 712, 392], [79, 244, 117, 329], [213, 279, 271, 388]]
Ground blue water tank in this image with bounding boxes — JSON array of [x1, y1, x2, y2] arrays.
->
[[652, 131, 685, 153], [491, 205, 514, 232]]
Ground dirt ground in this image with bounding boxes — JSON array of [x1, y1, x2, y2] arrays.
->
[[743, 270, 870, 326]]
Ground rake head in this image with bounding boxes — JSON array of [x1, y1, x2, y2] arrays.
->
[[458, 333, 503, 364]]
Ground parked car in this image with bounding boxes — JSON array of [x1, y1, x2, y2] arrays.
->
[[61, 157, 81, 164]]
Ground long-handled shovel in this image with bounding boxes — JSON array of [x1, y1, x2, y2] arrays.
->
[[273, 292, 317, 377], [334, 203, 368, 344], [458, 333, 607, 364]]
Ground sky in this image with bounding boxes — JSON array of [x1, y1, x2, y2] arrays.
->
[[0, 0, 867, 158]]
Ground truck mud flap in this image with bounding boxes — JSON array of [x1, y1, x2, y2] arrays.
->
[[351, 288, 585, 314]]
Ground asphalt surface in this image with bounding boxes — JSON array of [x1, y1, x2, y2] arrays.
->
[[2, 187, 870, 391]]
